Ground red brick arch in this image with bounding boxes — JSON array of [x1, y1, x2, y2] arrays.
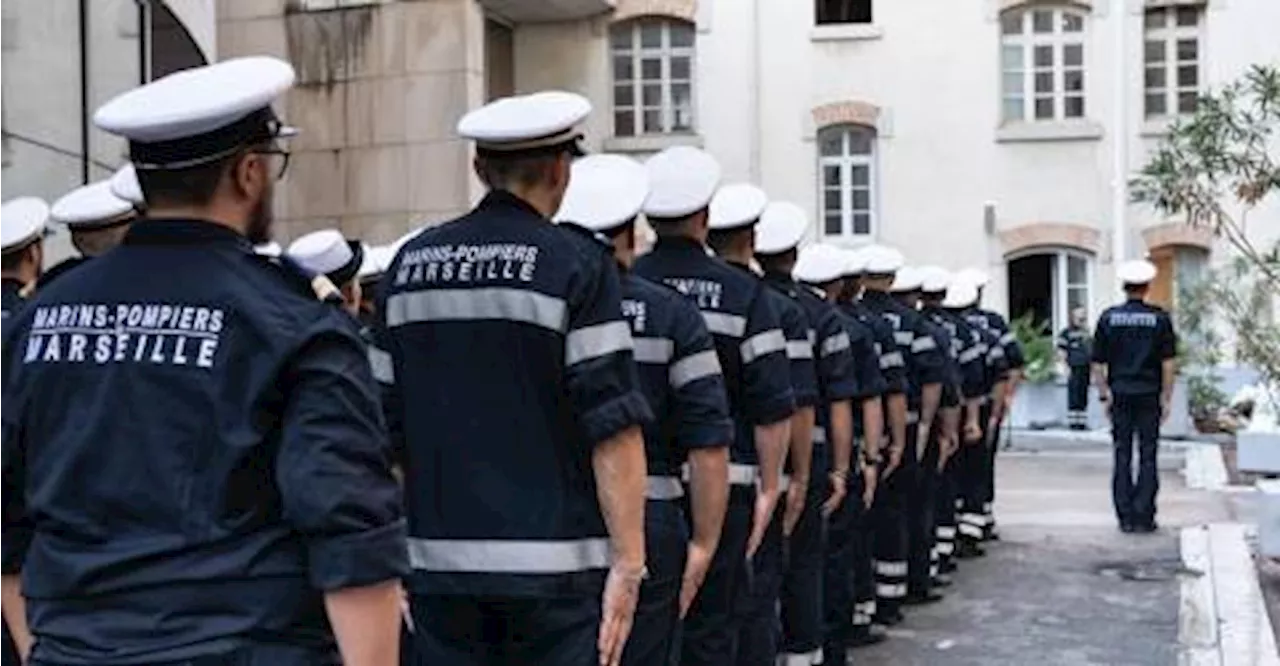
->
[[998, 0, 1094, 12], [811, 101, 882, 130], [998, 222, 1101, 257], [613, 0, 697, 23], [1141, 222, 1213, 251]]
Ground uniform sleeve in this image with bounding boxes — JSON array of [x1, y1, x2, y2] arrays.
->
[[669, 299, 733, 451], [372, 273, 406, 466], [815, 308, 861, 402], [1158, 314, 1178, 360], [781, 303, 820, 409], [958, 329, 988, 400], [2, 322, 32, 574], [993, 314, 1026, 369], [564, 254, 654, 445], [848, 324, 888, 399], [873, 325, 909, 395], [276, 327, 409, 591], [909, 317, 949, 386], [1056, 329, 1068, 351], [1091, 314, 1111, 364], [741, 285, 796, 425]]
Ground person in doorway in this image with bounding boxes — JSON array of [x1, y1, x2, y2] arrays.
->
[[1091, 260, 1177, 534], [1057, 307, 1093, 430]]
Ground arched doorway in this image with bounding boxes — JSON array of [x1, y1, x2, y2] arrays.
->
[[1006, 248, 1093, 334]]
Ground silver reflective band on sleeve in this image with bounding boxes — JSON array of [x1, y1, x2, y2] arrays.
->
[[786, 340, 814, 360], [894, 331, 913, 346], [386, 288, 567, 332], [1000, 332, 1016, 345], [813, 427, 827, 444], [958, 346, 983, 363], [874, 560, 908, 576], [702, 311, 748, 337], [912, 336, 937, 353], [669, 349, 722, 388], [821, 331, 851, 357], [728, 463, 759, 486], [646, 476, 685, 500], [741, 329, 787, 363], [408, 537, 610, 573], [367, 346, 394, 384], [880, 351, 905, 369], [566, 320, 633, 366], [632, 336, 675, 364]]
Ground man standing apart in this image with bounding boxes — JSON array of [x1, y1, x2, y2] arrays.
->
[[554, 154, 732, 666], [1091, 260, 1177, 534], [1058, 307, 1093, 430], [380, 92, 652, 666]]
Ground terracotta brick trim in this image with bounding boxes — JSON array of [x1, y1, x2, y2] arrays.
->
[[998, 222, 1101, 256], [1141, 222, 1214, 251], [613, 0, 697, 23], [997, 0, 1093, 13], [811, 101, 882, 130]]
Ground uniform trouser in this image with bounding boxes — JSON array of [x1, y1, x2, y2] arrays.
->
[[933, 453, 959, 569], [907, 421, 941, 596], [682, 484, 755, 666], [733, 498, 785, 666], [409, 595, 599, 665], [33, 644, 341, 665], [872, 422, 914, 614], [822, 471, 875, 665], [980, 402, 999, 538], [1067, 365, 1090, 427], [1111, 393, 1162, 527], [621, 500, 689, 666], [779, 478, 827, 665], [848, 470, 877, 636], [956, 409, 988, 545]]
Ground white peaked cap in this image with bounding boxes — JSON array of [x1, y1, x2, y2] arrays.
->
[[955, 267, 990, 287], [755, 201, 808, 254], [642, 146, 722, 218], [457, 90, 590, 153], [359, 245, 395, 281], [1118, 259, 1158, 285], [842, 247, 869, 276], [554, 154, 648, 232], [51, 180, 135, 229], [708, 183, 768, 232], [793, 243, 847, 285], [254, 241, 283, 257], [2, 197, 50, 253], [863, 245, 905, 275], [943, 279, 980, 309], [287, 229, 362, 282], [918, 266, 952, 294], [94, 56, 296, 143], [890, 266, 923, 293], [109, 164, 145, 206]]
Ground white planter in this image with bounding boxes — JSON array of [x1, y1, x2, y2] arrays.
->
[[1008, 376, 1191, 436], [1237, 431, 1280, 474], [1258, 479, 1280, 558]]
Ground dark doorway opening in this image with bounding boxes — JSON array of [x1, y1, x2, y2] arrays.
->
[[1008, 253, 1053, 331], [149, 3, 208, 81], [485, 18, 514, 102]]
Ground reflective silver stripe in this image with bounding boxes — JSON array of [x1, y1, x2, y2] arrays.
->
[[856, 600, 877, 615], [786, 341, 814, 360], [876, 583, 907, 598], [937, 541, 956, 555], [386, 288, 567, 332], [632, 336, 675, 364], [935, 526, 957, 539], [813, 427, 827, 444], [408, 537, 610, 573], [874, 560, 908, 576], [729, 463, 759, 486], [702, 312, 747, 337], [646, 476, 685, 500], [807, 329, 817, 346], [566, 320, 633, 366], [912, 335, 937, 353], [670, 350, 721, 388], [880, 351, 905, 369], [893, 331, 913, 345], [821, 331, 851, 357], [906, 411, 920, 425], [958, 523, 984, 538], [1000, 332, 1016, 345], [779, 648, 823, 665], [740, 329, 786, 363], [958, 346, 983, 363], [367, 346, 394, 384]]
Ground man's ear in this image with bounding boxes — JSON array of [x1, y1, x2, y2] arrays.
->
[[231, 152, 263, 201]]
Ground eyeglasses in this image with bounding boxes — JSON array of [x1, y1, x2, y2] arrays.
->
[[250, 148, 291, 181]]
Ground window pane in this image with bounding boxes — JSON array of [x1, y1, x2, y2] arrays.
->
[[1035, 98, 1054, 119], [641, 58, 661, 81], [852, 213, 871, 236], [1143, 8, 1166, 29], [643, 109, 662, 133], [609, 26, 632, 51], [671, 56, 691, 81], [1000, 11, 1023, 35], [672, 84, 693, 131], [1178, 65, 1197, 87], [613, 84, 634, 107], [1064, 70, 1083, 93], [1176, 6, 1199, 26], [823, 165, 840, 187], [1144, 66, 1166, 90], [642, 84, 662, 106], [1002, 72, 1024, 96], [1067, 255, 1087, 284], [1144, 40, 1165, 64], [824, 190, 842, 213], [614, 111, 634, 137], [613, 56, 633, 81], [1178, 91, 1198, 114], [1064, 44, 1083, 67], [1067, 286, 1087, 312], [1001, 45, 1024, 71], [640, 22, 662, 48], [1145, 93, 1167, 116], [1034, 45, 1054, 68], [1032, 9, 1054, 33], [848, 129, 873, 154], [1034, 72, 1054, 94], [1062, 13, 1083, 33], [1003, 97, 1024, 122], [1177, 39, 1198, 62], [851, 189, 870, 211], [850, 165, 869, 186], [819, 131, 842, 157], [1065, 95, 1085, 118], [824, 212, 843, 236], [670, 23, 695, 47]]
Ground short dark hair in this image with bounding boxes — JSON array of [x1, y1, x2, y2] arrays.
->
[[755, 247, 797, 273], [648, 210, 703, 237], [476, 152, 561, 191], [136, 154, 235, 208], [706, 227, 750, 255], [1, 251, 24, 272]]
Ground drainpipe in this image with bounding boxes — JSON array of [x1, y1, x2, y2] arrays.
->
[[137, 0, 150, 85], [748, 0, 762, 183], [79, 0, 90, 184], [1109, 3, 1129, 299]]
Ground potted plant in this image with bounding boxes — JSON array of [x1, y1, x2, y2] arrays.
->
[[1007, 314, 1063, 429]]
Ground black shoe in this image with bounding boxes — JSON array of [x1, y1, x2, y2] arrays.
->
[[984, 530, 1001, 542], [1119, 522, 1134, 533], [956, 541, 985, 558], [873, 610, 904, 626], [1133, 521, 1158, 534], [848, 630, 889, 648], [903, 591, 945, 606], [940, 560, 957, 574], [933, 574, 953, 588]]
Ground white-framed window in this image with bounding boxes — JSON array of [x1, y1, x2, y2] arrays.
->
[[815, 0, 872, 24], [1008, 249, 1093, 334], [999, 6, 1088, 123], [1143, 5, 1202, 118], [1060, 251, 1090, 331], [610, 18, 696, 137], [817, 125, 877, 239]]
